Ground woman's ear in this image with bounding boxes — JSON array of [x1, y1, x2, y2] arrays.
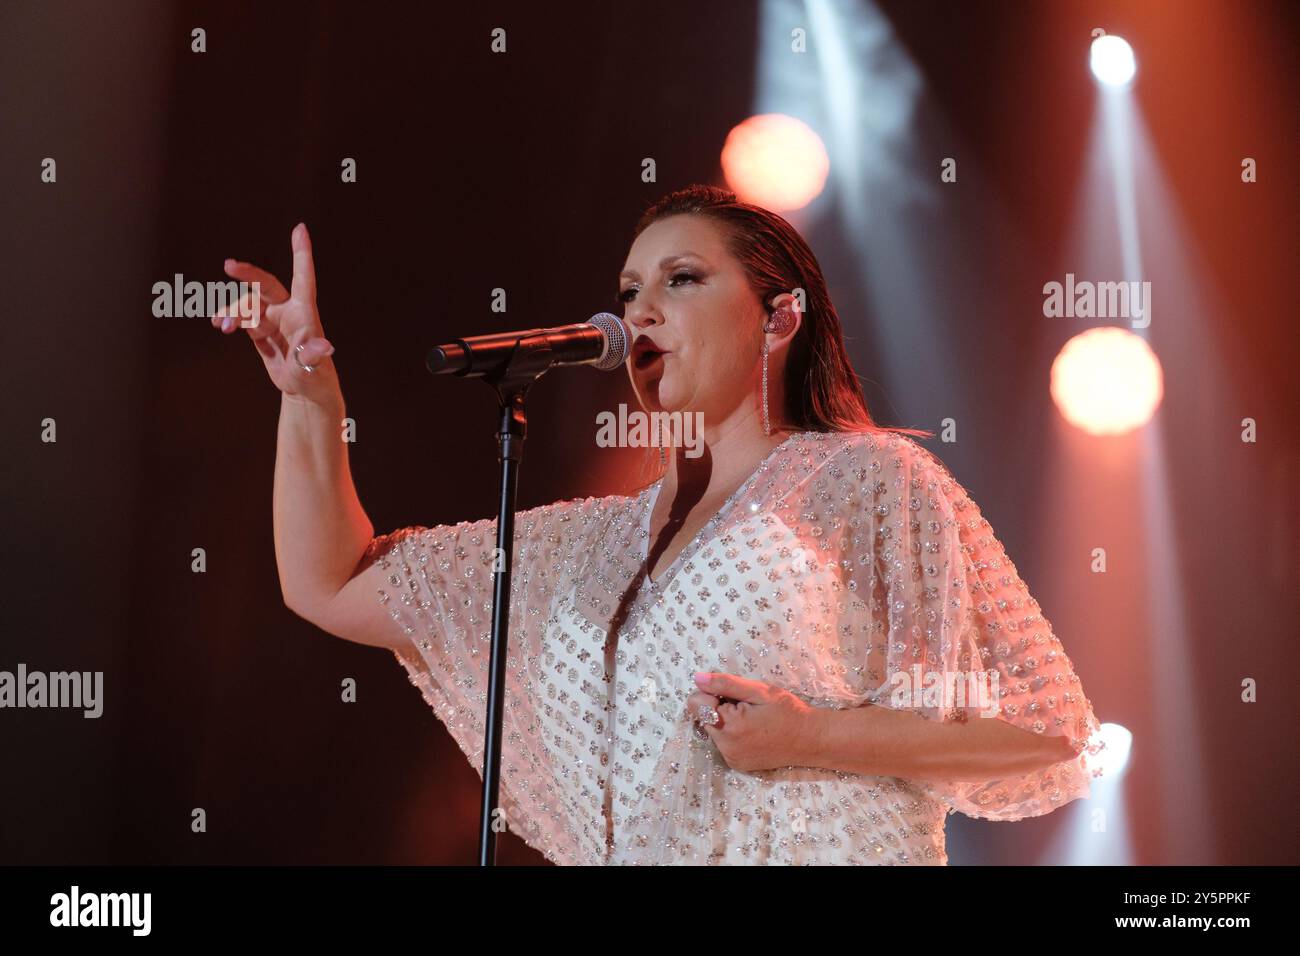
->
[[770, 290, 802, 311], [764, 292, 803, 348]]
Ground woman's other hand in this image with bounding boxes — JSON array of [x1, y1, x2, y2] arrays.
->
[[688, 672, 825, 773]]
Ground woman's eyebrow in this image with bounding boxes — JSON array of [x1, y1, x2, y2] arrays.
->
[[619, 252, 704, 281]]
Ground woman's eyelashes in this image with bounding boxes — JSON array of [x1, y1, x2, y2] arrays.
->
[[616, 271, 700, 303]]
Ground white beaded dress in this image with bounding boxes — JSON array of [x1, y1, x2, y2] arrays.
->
[[364, 428, 1104, 865]]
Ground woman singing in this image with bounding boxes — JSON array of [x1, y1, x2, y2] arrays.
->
[[212, 184, 1103, 865]]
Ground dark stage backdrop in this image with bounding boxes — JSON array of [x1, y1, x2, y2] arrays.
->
[[1, 0, 1296, 865]]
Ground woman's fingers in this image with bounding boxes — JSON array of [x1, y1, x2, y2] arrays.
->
[[292, 335, 335, 367], [211, 287, 264, 334], [251, 300, 292, 342], [223, 259, 289, 303], [688, 690, 723, 740], [211, 291, 287, 344], [289, 223, 316, 303], [687, 691, 721, 720], [212, 259, 289, 336], [209, 226, 332, 398]]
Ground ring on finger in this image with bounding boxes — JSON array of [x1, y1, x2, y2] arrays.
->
[[293, 344, 317, 373]]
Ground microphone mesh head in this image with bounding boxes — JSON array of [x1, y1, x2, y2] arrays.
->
[[588, 312, 630, 370]]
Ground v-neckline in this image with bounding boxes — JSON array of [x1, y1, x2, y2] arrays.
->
[[640, 431, 807, 591]]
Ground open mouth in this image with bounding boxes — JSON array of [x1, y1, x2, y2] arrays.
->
[[632, 337, 668, 371]]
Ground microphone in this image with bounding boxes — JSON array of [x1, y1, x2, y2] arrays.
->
[[426, 312, 630, 377]]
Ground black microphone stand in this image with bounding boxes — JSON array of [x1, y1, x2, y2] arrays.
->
[[428, 332, 557, 866]]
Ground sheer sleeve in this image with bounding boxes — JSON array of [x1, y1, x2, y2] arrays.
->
[[361, 513, 501, 758], [861, 436, 1105, 822], [360, 497, 593, 859]]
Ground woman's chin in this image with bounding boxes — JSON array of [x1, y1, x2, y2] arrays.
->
[[651, 393, 686, 416], [636, 380, 673, 411], [633, 371, 694, 417], [651, 377, 689, 411]]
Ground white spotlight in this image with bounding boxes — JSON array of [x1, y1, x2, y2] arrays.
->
[[1094, 722, 1134, 778], [1090, 35, 1136, 88]]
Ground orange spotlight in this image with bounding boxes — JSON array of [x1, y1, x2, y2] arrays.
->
[[720, 113, 829, 212], [1050, 327, 1164, 436]]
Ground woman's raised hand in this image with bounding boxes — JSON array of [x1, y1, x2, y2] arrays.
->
[[211, 223, 340, 405]]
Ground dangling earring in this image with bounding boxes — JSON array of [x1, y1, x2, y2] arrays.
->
[[657, 417, 667, 467], [761, 339, 771, 436], [761, 307, 795, 437]]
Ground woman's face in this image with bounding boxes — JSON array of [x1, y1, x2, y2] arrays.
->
[[618, 215, 764, 424]]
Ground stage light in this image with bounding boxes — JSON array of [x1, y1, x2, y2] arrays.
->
[[1050, 327, 1163, 436], [1094, 722, 1134, 778], [1090, 35, 1136, 88], [720, 113, 829, 212]]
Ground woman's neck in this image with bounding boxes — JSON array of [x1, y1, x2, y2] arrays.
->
[[659, 420, 796, 508]]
